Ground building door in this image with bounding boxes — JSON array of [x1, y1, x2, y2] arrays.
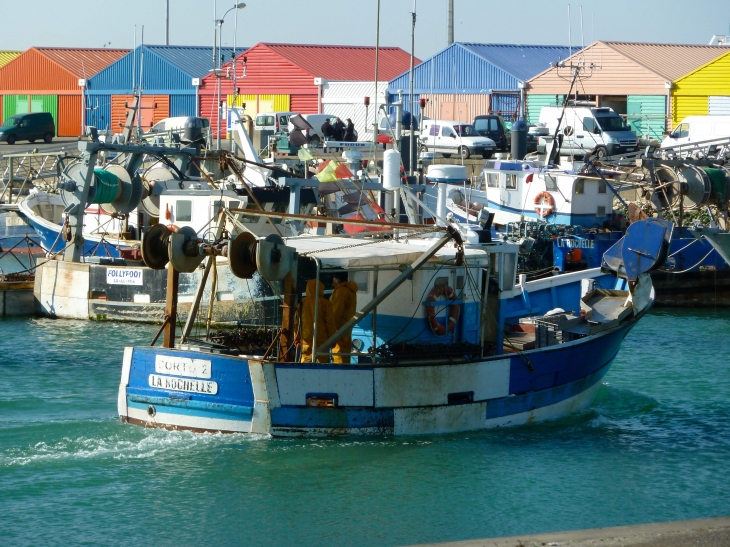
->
[[140, 97, 157, 130], [440, 102, 467, 121]]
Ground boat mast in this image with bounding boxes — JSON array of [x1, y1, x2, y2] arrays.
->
[[409, 0, 416, 176], [372, 0, 380, 171]]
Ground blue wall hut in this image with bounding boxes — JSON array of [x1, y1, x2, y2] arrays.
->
[[86, 45, 235, 133], [387, 43, 572, 122]]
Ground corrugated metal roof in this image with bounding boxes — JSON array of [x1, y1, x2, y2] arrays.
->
[[603, 41, 728, 81], [0, 51, 21, 69], [36, 47, 129, 78], [387, 42, 572, 95], [262, 43, 417, 81], [88, 45, 237, 94], [459, 43, 573, 81], [145, 45, 237, 78]]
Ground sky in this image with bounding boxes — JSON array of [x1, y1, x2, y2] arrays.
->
[[1, 0, 729, 60]]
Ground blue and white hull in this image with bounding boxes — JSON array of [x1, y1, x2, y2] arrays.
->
[[18, 191, 134, 258], [118, 313, 639, 436]]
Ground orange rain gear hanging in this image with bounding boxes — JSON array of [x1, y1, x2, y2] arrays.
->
[[330, 281, 359, 363], [297, 279, 336, 363]]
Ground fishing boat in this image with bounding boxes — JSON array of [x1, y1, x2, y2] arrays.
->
[[116, 169, 672, 435], [425, 154, 730, 305]]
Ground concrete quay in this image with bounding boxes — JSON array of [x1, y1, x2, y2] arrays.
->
[[408, 517, 730, 547]]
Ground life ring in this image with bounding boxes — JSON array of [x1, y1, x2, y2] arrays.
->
[[425, 284, 460, 336], [534, 192, 555, 218]]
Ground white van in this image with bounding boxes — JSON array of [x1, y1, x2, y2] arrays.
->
[[538, 105, 638, 158], [661, 116, 730, 149], [254, 112, 297, 133], [420, 120, 496, 159]]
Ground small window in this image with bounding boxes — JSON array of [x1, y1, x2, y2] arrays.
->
[[352, 271, 369, 292], [545, 174, 558, 192], [474, 119, 488, 132], [435, 276, 449, 286], [456, 275, 464, 289], [672, 123, 689, 139], [597, 206, 607, 217], [176, 200, 192, 222], [278, 115, 289, 126], [441, 126, 453, 137], [487, 173, 500, 188], [489, 118, 499, 131], [229, 200, 240, 209], [574, 179, 585, 194], [429, 124, 440, 136], [506, 174, 517, 189], [598, 180, 607, 194], [583, 117, 598, 133]]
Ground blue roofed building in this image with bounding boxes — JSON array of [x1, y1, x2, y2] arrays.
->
[[86, 45, 236, 133], [387, 43, 572, 123]]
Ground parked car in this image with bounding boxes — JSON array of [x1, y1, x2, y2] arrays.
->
[[420, 120, 496, 159], [661, 116, 730, 149], [0, 112, 55, 145], [473, 114, 509, 151], [538, 105, 638, 158]]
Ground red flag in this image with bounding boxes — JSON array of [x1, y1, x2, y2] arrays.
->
[[334, 163, 354, 179]]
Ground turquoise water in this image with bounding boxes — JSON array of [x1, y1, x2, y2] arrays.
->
[[1, 310, 729, 546], [0, 252, 36, 275]]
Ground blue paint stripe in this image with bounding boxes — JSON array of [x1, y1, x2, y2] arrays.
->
[[271, 407, 395, 429], [486, 361, 610, 419], [128, 399, 252, 421], [128, 394, 253, 416]]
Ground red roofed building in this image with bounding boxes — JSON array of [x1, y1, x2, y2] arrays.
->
[[200, 42, 418, 138]]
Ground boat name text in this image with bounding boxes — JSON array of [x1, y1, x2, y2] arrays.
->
[[107, 268, 144, 285], [148, 374, 218, 395], [557, 239, 595, 249], [155, 355, 212, 379]]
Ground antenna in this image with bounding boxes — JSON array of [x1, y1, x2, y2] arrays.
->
[[568, 5, 572, 66], [580, 5, 585, 65], [447, 0, 454, 46]]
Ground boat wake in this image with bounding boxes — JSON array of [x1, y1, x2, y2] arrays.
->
[[0, 425, 267, 467]]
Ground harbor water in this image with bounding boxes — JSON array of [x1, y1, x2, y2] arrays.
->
[[1, 309, 729, 546]]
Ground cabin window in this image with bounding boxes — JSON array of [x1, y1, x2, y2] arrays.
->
[[487, 173, 499, 188], [352, 271, 369, 293], [545, 174, 558, 191], [598, 180, 607, 193], [597, 206, 607, 217], [435, 276, 449, 287], [582, 117, 598, 134], [176, 200, 192, 222], [574, 179, 585, 194], [506, 174, 517, 189], [456, 275, 464, 289]]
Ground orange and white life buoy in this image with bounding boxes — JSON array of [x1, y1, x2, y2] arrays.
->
[[534, 191, 555, 218], [425, 284, 461, 336]]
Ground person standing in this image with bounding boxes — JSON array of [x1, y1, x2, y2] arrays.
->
[[321, 118, 334, 141], [333, 118, 346, 141], [344, 118, 356, 142], [296, 279, 336, 363], [329, 272, 359, 364]]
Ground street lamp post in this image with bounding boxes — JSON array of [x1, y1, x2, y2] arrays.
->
[[215, 2, 246, 150]]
